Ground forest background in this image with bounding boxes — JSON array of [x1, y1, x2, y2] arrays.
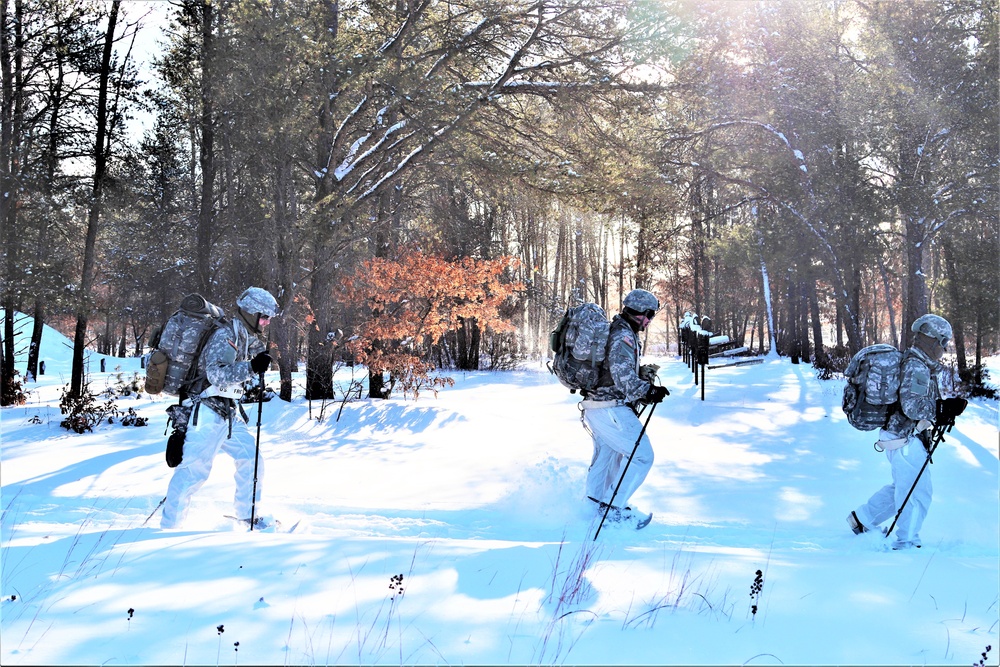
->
[[1, 0, 997, 405]]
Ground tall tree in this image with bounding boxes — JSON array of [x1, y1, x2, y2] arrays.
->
[[859, 0, 997, 345], [193, 0, 216, 297], [69, 0, 122, 397], [0, 0, 23, 403]]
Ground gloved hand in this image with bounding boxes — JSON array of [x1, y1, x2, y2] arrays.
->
[[645, 384, 669, 404], [639, 364, 660, 383], [166, 431, 185, 468], [250, 351, 272, 374], [936, 397, 968, 426]]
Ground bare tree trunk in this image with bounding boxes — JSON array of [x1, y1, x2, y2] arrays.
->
[[70, 1, 118, 398], [799, 276, 811, 362], [808, 273, 824, 365], [1, 0, 21, 404], [941, 236, 968, 374], [635, 212, 650, 290], [553, 214, 566, 304], [195, 0, 216, 297], [273, 160, 300, 402], [25, 300, 42, 381], [787, 275, 799, 363], [875, 253, 898, 348], [902, 225, 927, 349], [617, 211, 625, 309], [305, 249, 338, 401]]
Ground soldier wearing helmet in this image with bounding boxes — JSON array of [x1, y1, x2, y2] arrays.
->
[[848, 313, 954, 549], [161, 287, 279, 530], [579, 288, 668, 528]]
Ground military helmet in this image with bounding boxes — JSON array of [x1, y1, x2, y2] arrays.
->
[[236, 287, 279, 318], [622, 289, 659, 316], [911, 313, 952, 347]]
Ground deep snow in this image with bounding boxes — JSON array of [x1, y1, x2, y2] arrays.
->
[[1, 311, 998, 666]]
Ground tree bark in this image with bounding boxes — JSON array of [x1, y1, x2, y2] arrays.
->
[[1, 0, 21, 404], [195, 0, 216, 297], [70, 0, 118, 397], [305, 254, 338, 401], [941, 236, 968, 374]]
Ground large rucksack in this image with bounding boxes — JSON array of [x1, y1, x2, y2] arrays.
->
[[145, 294, 227, 399], [842, 343, 903, 431], [548, 303, 611, 395]]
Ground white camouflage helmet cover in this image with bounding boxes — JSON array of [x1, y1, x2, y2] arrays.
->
[[622, 288, 659, 314], [911, 313, 952, 344], [237, 287, 279, 317]]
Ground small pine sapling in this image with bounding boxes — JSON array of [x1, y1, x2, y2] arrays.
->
[[974, 644, 992, 667], [59, 383, 121, 433], [127, 607, 134, 631], [3, 369, 28, 406]]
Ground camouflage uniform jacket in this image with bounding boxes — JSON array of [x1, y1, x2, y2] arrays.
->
[[190, 317, 265, 421], [885, 345, 940, 438], [585, 315, 652, 405]]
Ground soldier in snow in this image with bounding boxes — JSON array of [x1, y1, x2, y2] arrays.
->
[[160, 287, 279, 529], [580, 288, 668, 527], [847, 313, 954, 549]]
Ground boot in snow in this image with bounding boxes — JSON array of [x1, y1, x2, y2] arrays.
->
[[589, 497, 652, 530], [847, 511, 869, 535]]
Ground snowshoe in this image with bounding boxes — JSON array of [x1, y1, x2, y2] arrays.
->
[[620, 505, 653, 530], [891, 538, 922, 550], [226, 514, 281, 531], [589, 497, 653, 530]]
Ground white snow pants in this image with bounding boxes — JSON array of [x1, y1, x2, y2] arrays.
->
[[583, 404, 653, 508], [855, 432, 932, 546], [161, 407, 263, 529]]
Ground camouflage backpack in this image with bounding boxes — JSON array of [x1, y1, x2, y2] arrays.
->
[[842, 344, 904, 431], [548, 303, 611, 395], [145, 294, 228, 399]]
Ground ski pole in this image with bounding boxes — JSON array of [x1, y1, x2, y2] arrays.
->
[[884, 423, 948, 538], [249, 337, 269, 531], [594, 401, 658, 541], [143, 497, 166, 526]]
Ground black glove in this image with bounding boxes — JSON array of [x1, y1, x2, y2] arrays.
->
[[166, 431, 185, 468], [645, 384, 669, 404], [936, 397, 968, 426], [250, 351, 272, 374]]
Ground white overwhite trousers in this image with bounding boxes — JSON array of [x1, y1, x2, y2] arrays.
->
[[855, 434, 932, 545], [583, 405, 653, 507], [161, 407, 263, 529]]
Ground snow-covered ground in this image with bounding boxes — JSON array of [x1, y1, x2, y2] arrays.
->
[[2, 311, 998, 666]]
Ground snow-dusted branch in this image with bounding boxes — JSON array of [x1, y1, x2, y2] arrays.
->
[[459, 79, 669, 95], [336, 120, 411, 183], [377, 0, 432, 56]]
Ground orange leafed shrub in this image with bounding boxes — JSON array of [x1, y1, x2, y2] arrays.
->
[[339, 251, 523, 397]]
